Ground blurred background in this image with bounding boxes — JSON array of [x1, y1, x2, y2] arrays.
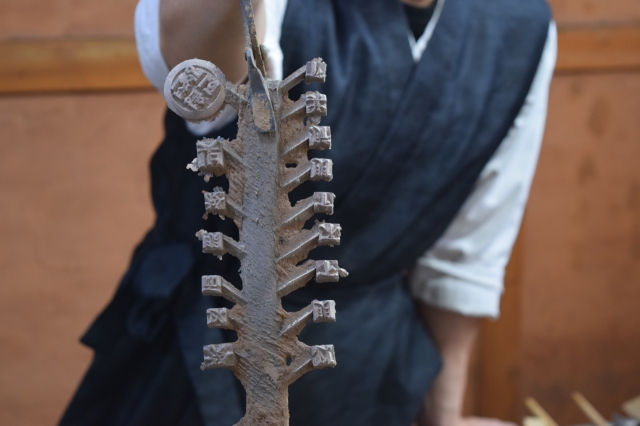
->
[[0, 0, 639, 425]]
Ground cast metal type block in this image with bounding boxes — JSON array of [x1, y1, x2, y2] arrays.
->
[[196, 139, 225, 175], [311, 345, 337, 368], [201, 231, 224, 255], [206, 308, 230, 329], [312, 300, 336, 323], [308, 126, 332, 150], [162, 1, 347, 424], [315, 260, 341, 283], [305, 91, 328, 117], [309, 158, 333, 181], [305, 59, 327, 83], [202, 343, 237, 369], [318, 223, 341, 246], [204, 190, 226, 213], [313, 192, 335, 214]]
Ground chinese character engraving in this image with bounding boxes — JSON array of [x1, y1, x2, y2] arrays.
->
[[197, 139, 225, 175], [165, 59, 227, 122], [171, 66, 201, 101], [202, 79, 221, 97], [305, 59, 327, 83], [309, 158, 333, 181], [184, 88, 208, 110], [315, 260, 340, 283], [202, 275, 223, 296], [305, 92, 327, 116], [205, 190, 227, 214], [308, 126, 331, 150], [171, 65, 223, 111], [202, 343, 236, 369], [203, 232, 225, 255], [312, 300, 336, 323], [207, 308, 230, 328], [311, 345, 337, 368], [313, 192, 335, 215], [318, 223, 341, 246]]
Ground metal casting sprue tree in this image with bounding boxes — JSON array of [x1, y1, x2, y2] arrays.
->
[[162, 1, 347, 424]]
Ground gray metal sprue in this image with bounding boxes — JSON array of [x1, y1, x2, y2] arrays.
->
[[162, 1, 347, 424]]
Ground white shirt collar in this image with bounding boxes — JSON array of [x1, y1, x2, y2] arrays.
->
[[407, 0, 447, 62]]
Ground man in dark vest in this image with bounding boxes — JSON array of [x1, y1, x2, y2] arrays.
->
[[60, 0, 556, 425]]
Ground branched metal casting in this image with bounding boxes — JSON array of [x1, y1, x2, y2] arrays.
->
[[162, 1, 347, 424]]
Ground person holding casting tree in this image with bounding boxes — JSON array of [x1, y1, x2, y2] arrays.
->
[[61, 0, 556, 425]]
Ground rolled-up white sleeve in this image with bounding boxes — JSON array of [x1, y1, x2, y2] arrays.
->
[[409, 22, 557, 318], [134, 0, 287, 92], [134, 0, 288, 136], [135, 0, 170, 92]]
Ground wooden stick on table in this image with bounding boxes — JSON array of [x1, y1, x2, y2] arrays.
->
[[572, 392, 610, 426], [525, 397, 560, 426]]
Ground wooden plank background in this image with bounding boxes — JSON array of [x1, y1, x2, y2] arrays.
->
[[0, 39, 150, 93], [556, 25, 640, 73], [1, 25, 639, 94]]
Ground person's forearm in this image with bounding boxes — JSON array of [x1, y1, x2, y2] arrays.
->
[[416, 303, 480, 426], [160, 0, 264, 82]]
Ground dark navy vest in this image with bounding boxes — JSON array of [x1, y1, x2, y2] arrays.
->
[[282, 0, 551, 285], [64, 1, 550, 425]]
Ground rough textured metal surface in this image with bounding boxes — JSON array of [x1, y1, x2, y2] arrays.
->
[[162, 1, 347, 424]]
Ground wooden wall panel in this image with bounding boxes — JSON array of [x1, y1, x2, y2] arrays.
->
[[521, 72, 640, 424], [556, 26, 640, 73], [0, 0, 136, 38], [549, 0, 640, 25], [0, 92, 165, 425], [0, 40, 152, 94], [3, 26, 639, 95]]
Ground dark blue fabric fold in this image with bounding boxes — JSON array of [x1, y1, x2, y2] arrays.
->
[[282, 0, 551, 284], [133, 243, 195, 299], [285, 274, 441, 425], [127, 243, 195, 341]]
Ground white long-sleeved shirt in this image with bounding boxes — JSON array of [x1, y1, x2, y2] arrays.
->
[[134, 0, 557, 318]]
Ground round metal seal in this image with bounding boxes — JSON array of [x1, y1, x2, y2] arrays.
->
[[164, 59, 227, 122]]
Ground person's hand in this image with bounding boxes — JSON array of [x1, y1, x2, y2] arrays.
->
[[412, 304, 518, 426]]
